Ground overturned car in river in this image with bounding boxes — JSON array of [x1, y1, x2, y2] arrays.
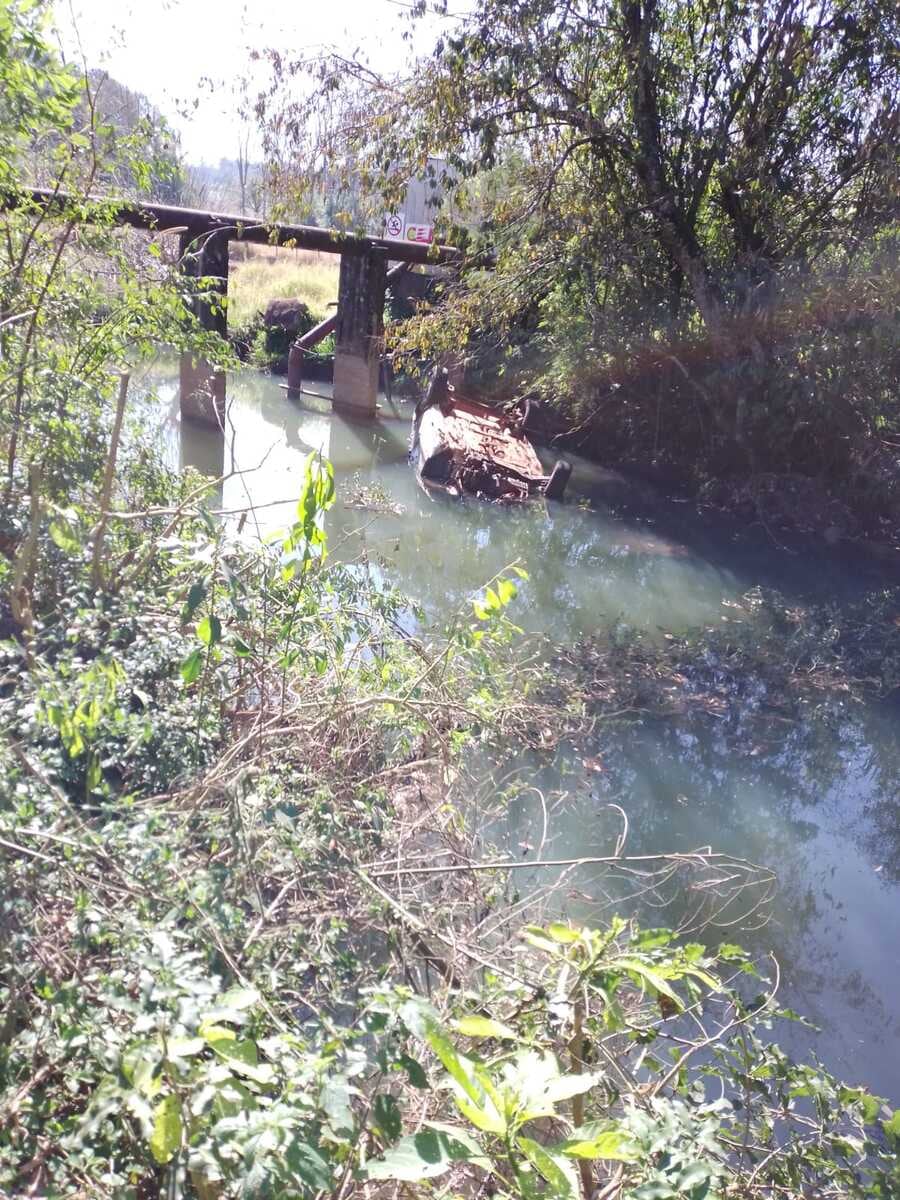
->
[[410, 370, 571, 503]]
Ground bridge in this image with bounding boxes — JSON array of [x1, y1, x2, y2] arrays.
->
[[10, 188, 459, 419]]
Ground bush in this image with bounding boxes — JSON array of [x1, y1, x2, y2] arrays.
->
[[231, 299, 318, 369]]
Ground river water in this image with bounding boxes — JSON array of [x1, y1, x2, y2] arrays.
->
[[140, 359, 900, 1102]]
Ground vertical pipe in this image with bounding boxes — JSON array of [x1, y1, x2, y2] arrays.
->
[[287, 343, 304, 391]]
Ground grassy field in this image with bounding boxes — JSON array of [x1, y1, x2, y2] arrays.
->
[[228, 243, 341, 329]]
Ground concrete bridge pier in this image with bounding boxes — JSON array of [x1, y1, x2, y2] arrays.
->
[[178, 229, 229, 426], [332, 246, 387, 418]]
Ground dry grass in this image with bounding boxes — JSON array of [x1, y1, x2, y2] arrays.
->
[[228, 243, 341, 328]]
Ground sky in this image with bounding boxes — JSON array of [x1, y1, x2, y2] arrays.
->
[[51, 0, 449, 164]]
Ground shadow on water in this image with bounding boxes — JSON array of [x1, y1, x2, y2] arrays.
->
[[139, 356, 900, 1102]]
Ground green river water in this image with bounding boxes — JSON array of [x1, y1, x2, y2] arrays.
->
[[140, 358, 900, 1103]]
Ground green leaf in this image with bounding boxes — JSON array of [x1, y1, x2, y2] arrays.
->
[[518, 1136, 580, 1200], [397, 1053, 429, 1089], [423, 1024, 506, 1134], [684, 964, 720, 991], [454, 1015, 518, 1040], [522, 926, 561, 954], [555, 1123, 640, 1162], [400, 1008, 508, 1128], [196, 614, 222, 647], [166, 1037, 205, 1058], [503, 1050, 590, 1121], [633, 928, 673, 951], [675, 1160, 719, 1191], [423, 1025, 485, 1107], [212, 1077, 256, 1119], [363, 1127, 487, 1181], [448, 1083, 507, 1134], [184, 580, 206, 618], [180, 648, 204, 685], [496, 578, 517, 605], [204, 1031, 274, 1083], [542, 1071, 605, 1105], [148, 1094, 182, 1164], [423, 1121, 486, 1159], [882, 1109, 900, 1143], [218, 986, 259, 1011], [86, 753, 102, 792], [48, 516, 81, 554], [322, 1076, 355, 1136], [122, 1047, 163, 1098], [617, 958, 682, 1006], [284, 1139, 334, 1192], [199, 1021, 236, 1041], [373, 1093, 402, 1140], [546, 922, 582, 944]]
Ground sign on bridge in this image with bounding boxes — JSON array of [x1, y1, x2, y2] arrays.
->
[[404, 223, 434, 245], [384, 213, 404, 239], [383, 214, 434, 245]]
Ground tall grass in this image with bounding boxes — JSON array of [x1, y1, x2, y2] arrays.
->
[[228, 243, 340, 328]]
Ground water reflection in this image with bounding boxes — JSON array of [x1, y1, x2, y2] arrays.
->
[[135, 357, 900, 1102], [487, 698, 900, 1099], [140, 356, 891, 637]]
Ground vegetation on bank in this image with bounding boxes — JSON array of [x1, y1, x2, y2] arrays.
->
[[2, 2, 900, 1197], [229, 247, 340, 330], [227, 248, 339, 371], [560, 582, 900, 722]]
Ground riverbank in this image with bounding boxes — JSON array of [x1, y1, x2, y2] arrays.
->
[[512, 260, 900, 553], [6, 338, 900, 1190], [132, 359, 900, 1101]]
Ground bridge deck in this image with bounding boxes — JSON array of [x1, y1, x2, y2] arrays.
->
[[14, 188, 457, 265]]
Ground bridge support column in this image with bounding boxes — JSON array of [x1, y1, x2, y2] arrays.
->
[[178, 229, 229, 426], [333, 246, 386, 418], [179, 229, 230, 335]]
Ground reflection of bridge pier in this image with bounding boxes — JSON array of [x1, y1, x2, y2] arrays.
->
[[321, 411, 379, 562], [179, 353, 226, 425], [175, 365, 408, 535], [178, 355, 225, 506]]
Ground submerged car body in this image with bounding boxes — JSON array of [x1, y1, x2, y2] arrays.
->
[[410, 371, 571, 502]]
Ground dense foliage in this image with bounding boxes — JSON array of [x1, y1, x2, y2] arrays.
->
[[1, 2, 900, 1197], [281, 0, 897, 321]]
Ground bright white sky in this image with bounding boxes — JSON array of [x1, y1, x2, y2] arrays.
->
[[52, 0, 448, 164]]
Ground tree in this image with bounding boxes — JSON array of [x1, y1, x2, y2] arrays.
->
[[255, 0, 899, 328], [74, 70, 187, 203]]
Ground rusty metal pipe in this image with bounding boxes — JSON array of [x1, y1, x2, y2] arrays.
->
[[288, 260, 412, 390]]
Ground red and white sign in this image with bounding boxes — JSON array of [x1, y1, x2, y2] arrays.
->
[[405, 223, 434, 245], [383, 214, 405, 240]]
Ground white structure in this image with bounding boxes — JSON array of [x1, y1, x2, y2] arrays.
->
[[383, 156, 453, 246]]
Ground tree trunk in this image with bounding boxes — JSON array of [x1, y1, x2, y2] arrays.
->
[[621, 1, 724, 330]]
